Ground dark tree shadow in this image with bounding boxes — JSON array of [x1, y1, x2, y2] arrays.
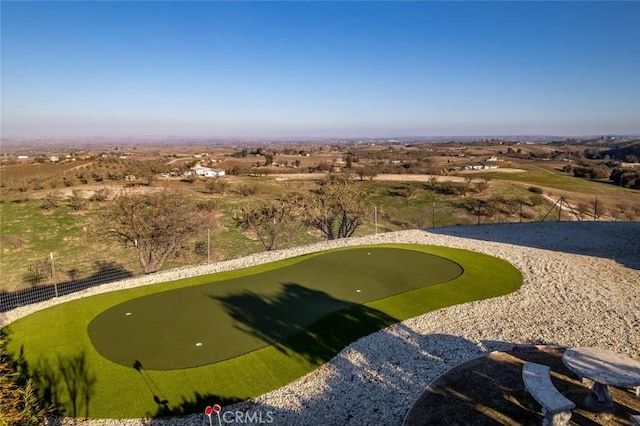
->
[[129, 359, 246, 418], [151, 391, 245, 419], [1, 260, 134, 312], [429, 221, 640, 270], [1, 328, 97, 420], [214, 282, 399, 365], [33, 351, 97, 418]]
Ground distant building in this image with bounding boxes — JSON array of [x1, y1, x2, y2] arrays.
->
[[464, 162, 498, 170], [186, 166, 226, 178], [464, 163, 484, 170]]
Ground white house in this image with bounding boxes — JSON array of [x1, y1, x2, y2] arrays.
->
[[464, 163, 484, 170], [187, 166, 226, 178], [464, 162, 498, 170]]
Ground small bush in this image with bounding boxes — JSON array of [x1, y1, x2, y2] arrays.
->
[[206, 179, 229, 194], [40, 192, 59, 211], [90, 188, 110, 202], [69, 190, 87, 211], [528, 186, 543, 195], [196, 199, 218, 212], [235, 184, 258, 196]]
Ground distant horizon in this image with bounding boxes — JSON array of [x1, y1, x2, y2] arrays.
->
[[2, 2, 639, 139], [3, 132, 639, 144]]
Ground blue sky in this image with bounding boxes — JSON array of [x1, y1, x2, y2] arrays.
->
[[2, 1, 639, 138]]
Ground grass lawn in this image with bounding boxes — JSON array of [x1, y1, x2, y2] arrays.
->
[[3, 244, 522, 419]]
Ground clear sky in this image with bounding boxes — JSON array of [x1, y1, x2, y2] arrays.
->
[[2, 1, 639, 138]]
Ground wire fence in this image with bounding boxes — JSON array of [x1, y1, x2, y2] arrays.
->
[[1, 197, 636, 312]]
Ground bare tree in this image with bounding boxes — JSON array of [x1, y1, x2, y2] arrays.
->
[[99, 188, 209, 274], [474, 178, 491, 194], [500, 197, 521, 218], [234, 192, 306, 251], [356, 166, 378, 181], [41, 192, 59, 211], [305, 176, 369, 240], [68, 190, 87, 211], [576, 202, 590, 220]]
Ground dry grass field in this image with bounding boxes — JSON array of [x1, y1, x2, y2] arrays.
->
[[1, 140, 639, 297]]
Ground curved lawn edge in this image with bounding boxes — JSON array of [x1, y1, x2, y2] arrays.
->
[[3, 243, 522, 419]]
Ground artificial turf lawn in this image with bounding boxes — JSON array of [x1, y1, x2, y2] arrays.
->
[[3, 244, 522, 419], [88, 248, 463, 370]]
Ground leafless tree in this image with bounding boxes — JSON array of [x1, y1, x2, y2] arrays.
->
[[99, 188, 210, 274], [41, 192, 59, 211], [305, 176, 369, 240], [68, 190, 87, 211], [576, 202, 590, 220], [234, 192, 307, 251], [474, 178, 491, 194], [356, 166, 378, 181]]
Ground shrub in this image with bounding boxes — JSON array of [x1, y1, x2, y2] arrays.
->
[[0, 338, 53, 424], [528, 186, 543, 195], [68, 190, 87, 211], [40, 192, 59, 211], [205, 179, 229, 194], [235, 184, 258, 196]]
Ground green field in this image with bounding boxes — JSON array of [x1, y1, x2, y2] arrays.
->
[[3, 243, 522, 419]]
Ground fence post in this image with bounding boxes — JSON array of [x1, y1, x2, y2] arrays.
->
[[374, 206, 378, 235], [432, 201, 436, 229], [207, 228, 211, 264], [50, 252, 59, 298], [520, 202, 523, 223]]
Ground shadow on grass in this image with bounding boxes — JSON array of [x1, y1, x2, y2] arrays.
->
[[2, 331, 97, 419], [1, 260, 134, 312], [34, 351, 97, 418], [215, 282, 399, 365], [132, 360, 244, 418]]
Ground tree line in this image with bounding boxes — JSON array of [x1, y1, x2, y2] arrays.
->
[[96, 175, 369, 274]]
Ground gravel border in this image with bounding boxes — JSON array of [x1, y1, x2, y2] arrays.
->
[[3, 221, 639, 426]]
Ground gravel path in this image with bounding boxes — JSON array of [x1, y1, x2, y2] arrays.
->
[[3, 222, 639, 426]]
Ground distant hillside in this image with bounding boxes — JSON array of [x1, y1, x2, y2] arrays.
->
[[602, 141, 640, 162]]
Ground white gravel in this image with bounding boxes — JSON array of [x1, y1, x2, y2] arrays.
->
[[3, 221, 639, 426]]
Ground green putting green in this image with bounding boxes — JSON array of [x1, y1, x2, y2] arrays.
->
[[88, 248, 462, 370], [3, 244, 522, 419]]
